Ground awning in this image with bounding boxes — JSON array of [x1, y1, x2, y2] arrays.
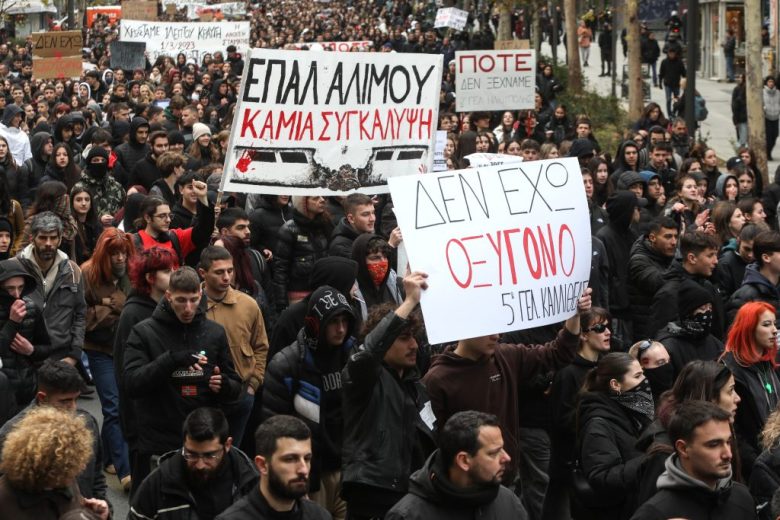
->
[[6, 0, 58, 15]]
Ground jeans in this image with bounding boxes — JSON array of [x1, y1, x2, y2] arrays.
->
[[736, 122, 748, 148], [650, 62, 658, 85], [86, 350, 130, 479], [224, 390, 254, 447], [725, 54, 735, 81], [664, 85, 680, 118], [579, 46, 590, 65], [517, 427, 551, 520]]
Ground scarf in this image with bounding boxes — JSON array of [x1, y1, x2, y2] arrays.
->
[[612, 378, 655, 425]]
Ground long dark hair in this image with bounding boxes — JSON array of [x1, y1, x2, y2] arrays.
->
[[30, 180, 67, 216], [0, 173, 12, 215], [582, 352, 635, 394], [70, 186, 100, 226], [49, 142, 81, 190], [218, 234, 254, 294]]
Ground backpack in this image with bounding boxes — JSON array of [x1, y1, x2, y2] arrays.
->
[[695, 95, 708, 122], [132, 231, 183, 265]]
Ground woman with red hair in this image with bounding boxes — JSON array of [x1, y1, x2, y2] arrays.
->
[[80, 227, 135, 491], [721, 301, 779, 479]]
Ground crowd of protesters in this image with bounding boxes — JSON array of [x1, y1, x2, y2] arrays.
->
[[0, 1, 779, 519]]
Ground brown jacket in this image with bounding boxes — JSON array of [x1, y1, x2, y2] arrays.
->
[[83, 269, 130, 355], [205, 286, 268, 391], [0, 478, 93, 520]]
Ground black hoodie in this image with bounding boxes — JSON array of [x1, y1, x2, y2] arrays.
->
[[628, 236, 674, 339], [385, 451, 528, 520], [596, 191, 640, 319], [17, 131, 51, 206], [113, 117, 150, 175], [248, 195, 291, 254], [726, 264, 780, 323], [328, 217, 361, 258]]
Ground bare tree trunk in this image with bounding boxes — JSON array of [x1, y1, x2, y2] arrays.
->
[[745, 0, 769, 183], [627, 0, 643, 120], [564, 0, 582, 91], [497, 0, 513, 41], [532, 4, 542, 54]]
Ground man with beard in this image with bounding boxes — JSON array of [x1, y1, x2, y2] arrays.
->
[[113, 117, 151, 180], [216, 415, 330, 519], [386, 411, 527, 519], [129, 407, 258, 520]]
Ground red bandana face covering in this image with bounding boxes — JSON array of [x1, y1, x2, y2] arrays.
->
[[367, 259, 389, 287]]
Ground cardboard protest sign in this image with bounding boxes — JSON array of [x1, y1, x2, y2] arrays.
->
[[120, 20, 250, 63], [32, 31, 83, 80], [455, 49, 536, 112], [494, 39, 531, 50], [123, 0, 157, 21], [220, 49, 443, 196], [388, 157, 591, 343], [110, 41, 146, 71], [434, 7, 469, 31]]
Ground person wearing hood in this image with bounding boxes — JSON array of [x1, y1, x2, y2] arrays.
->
[[53, 114, 84, 168], [386, 411, 528, 520], [341, 273, 437, 518], [263, 285, 357, 519], [0, 104, 31, 165], [596, 191, 644, 347], [657, 279, 724, 378], [576, 352, 652, 520], [351, 233, 403, 321], [650, 231, 725, 340], [727, 231, 780, 323], [0, 217, 16, 259], [113, 117, 150, 178], [610, 140, 640, 188], [765, 76, 780, 160], [628, 216, 678, 341], [630, 401, 754, 520], [73, 146, 126, 224], [544, 104, 574, 145], [18, 131, 52, 206], [568, 137, 596, 168], [77, 81, 92, 105], [128, 130, 169, 192], [122, 266, 242, 486], [248, 194, 292, 257]]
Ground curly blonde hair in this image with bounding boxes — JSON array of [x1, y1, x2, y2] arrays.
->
[[0, 407, 93, 492], [761, 407, 780, 450]]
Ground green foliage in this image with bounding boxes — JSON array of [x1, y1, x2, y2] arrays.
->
[[542, 55, 628, 156]]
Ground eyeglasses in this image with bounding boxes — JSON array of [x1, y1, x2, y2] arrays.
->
[[181, 447, 224, 461], [153, 213, 172, 220], [585, 323, 610, 333]]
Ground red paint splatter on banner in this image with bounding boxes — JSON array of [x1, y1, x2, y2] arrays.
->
[[236, 150, 254, 173]]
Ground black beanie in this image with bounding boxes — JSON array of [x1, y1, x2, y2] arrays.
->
[[86, 145, 109, 163], [305, 285, 355, 347], [678, 279, 713, 318], [309, 257, 358, 296], [0, 217, 13, 239]]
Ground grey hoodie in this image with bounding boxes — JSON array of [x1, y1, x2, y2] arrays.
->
[[656, 452, 732, 494], [764, 85, 780, 121]]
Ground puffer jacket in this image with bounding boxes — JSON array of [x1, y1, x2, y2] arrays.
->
[[0, 259, 49, 406], [123, 297, 242, 454], [765, 86, 780, 121], [272, 209, 332, 309], [248, 195, 291, 254], [726, 264, 780, 324], [328, 217, 360, 258], [13, 247, 86, 361], [750, 445, 780, 520], [113, 117, 150, 174], [385, 451, 528, 520], [628, 236, 673, 340], [342, 312, 436, 501], [715, 249, 749, 300], [129, 448, 258, 520], [577, 391, 646, 520]]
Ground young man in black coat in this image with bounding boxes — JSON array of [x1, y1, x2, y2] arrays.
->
[[727, 230, 780, 323], [630, 401, 755, 520], [715, 223, 759, 300], [385, 411, 528, 520]]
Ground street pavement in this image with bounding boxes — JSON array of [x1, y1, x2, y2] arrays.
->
[[540, 39, 780, 177]]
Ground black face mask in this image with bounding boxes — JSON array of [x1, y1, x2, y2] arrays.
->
[[681, 310, 713, 338], [644, 363, 675, 400], [87, 160, 108, 179]]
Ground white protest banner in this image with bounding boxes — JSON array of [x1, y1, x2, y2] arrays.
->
[[186, 2, 246, 20], [465, 152, 523, 167], [434, 7, 469, 31], [388, 157, 591, 343], [220, 49, 443, 196], [433, 130, 447, 172], [120, 20, 250, 63], [289, 41, 374, 52], [455, 49, 536, 112]]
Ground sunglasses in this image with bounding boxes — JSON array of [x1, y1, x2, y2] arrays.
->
[[585, 323, 610, 333]]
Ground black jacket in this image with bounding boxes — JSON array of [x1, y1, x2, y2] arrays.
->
[[590, 236, 610, 309], [341, 312, 436, 507], [727, 264, 780, 324], [650, 260, 725, 340], [248, 195, 291, 255], [656, 323, 724, 377], [328, 218, 360, 258], [630, 454, 756, 520], [273, 210, 332, 309], [129, 153, 163, 192], [722, 352, 780, 479], [17, 131, 51, 206], [715, 250, 749, 300], [577, 391, 646, 520], [762, 172, 780, 229], [750, 445, 780, 520], [658, 56, 686, 88], [123, 297, 242, 454], [114, 117, 150, 177], [114, 292, 158, 448], [628, 237, 673, 340], [215, 485, 331, 520], [129, 448, 258, 520], [596, 192, 639, 319], [732, 84, 748, 125], [385, 451, 528, 520]]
